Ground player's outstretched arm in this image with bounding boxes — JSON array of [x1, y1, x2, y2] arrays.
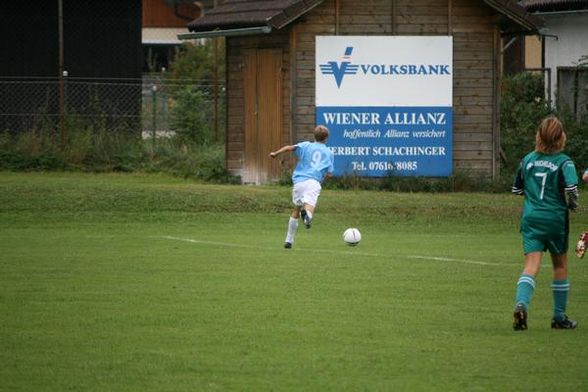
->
[[269, 145, 295, 158]]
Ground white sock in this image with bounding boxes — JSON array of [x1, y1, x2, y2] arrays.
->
[[285, 217, 298, 244], [306, 210, 313, 221]]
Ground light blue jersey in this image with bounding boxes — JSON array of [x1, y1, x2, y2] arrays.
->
[[292, 141, 334, 184]]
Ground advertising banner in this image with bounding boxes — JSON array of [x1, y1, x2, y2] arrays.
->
[[316, 36, 453, 177]]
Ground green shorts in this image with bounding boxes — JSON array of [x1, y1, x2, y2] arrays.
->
[[522, 232, 568, 255]]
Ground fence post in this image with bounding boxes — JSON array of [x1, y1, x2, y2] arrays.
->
[[152, 84, 157, 146], [214, 37, 219, 143], [58, 0, 65, 147], [161, 67, 167, 122], [59, 70, 68, 147]]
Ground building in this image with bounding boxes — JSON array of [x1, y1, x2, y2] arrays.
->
[[520, 0, 588, 117], [0, 0, 143, 133], [142, 0, 209, 72], [183, 0, 543, 183]]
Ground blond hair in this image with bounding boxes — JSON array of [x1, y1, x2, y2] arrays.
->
[[535, 116, 566, 154], [314, 125, 329, 142]]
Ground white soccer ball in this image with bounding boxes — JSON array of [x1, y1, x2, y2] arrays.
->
[[343, 228, 361, 246]]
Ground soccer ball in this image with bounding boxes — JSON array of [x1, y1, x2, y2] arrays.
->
[[343, 228, 361, 246]]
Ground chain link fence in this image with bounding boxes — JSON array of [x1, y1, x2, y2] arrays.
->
[[1, 0, 225, 144], [0, 74, 226, 143], [524, 66, 588, 120]]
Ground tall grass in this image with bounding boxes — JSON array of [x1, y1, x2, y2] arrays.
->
[[0, 129, 236, 183]]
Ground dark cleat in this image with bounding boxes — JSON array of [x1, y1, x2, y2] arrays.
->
[[513, 303, 528, 331], [300, 208, 311, 229], [551, 316, 577, 329], [284, 242, 292, 249]]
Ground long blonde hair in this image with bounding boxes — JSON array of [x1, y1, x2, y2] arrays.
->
[[535, 116, 566, 154]]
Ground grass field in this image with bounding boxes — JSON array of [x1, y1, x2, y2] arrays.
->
[[1, 171, 588, 391]]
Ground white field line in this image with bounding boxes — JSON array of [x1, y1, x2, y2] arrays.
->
[[153, 235, 505, 267]]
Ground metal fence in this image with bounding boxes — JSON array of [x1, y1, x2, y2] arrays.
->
[[0, 74, 226, 143], [557, 67, 588, 120], [524, 67, 588, 120]]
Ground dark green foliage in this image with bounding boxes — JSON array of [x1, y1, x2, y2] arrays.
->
[[164, 40, 226, 144], [0, 129, 144, 173], [325, 170, 512, 193], [0, 128, 237, 183], [169, 86, 212, 145], [165, 41, 216, 83], [500, 71, 588, 178], [560, 111, 588, 173], [500, 72, 552, 174], [143, 139, 239, 183], [0, 130, 68, 170]]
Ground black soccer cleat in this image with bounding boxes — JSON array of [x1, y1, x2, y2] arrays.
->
[[284, 242, 292, 249], [513, 304, 528, 331], [551, 316, 577, 329], [300, 209, 311, 229]]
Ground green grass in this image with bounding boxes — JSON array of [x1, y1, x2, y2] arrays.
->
[[1, 172, 588, 391]]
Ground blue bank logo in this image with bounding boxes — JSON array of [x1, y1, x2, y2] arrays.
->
[[320, 46, 452, 89], [319, 47, 359, 88]]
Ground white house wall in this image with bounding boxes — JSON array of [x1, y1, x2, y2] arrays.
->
[[543, 12, 588, 103]]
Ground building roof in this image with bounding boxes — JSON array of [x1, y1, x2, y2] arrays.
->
[[186, 0, 543, 35], [187, 0, 324, 32], [483, 0, 545, 30], [520, 0, 588, 12]]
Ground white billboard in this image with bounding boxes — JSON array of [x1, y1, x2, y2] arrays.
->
[[316, 36, 453, 177]]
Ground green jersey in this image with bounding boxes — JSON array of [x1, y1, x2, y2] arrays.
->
[[512, 151, 578, 237]]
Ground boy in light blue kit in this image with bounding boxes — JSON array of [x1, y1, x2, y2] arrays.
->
[[269, 125, 334, 249]]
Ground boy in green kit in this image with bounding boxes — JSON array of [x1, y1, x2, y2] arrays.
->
[[511, 116, 579, 331]]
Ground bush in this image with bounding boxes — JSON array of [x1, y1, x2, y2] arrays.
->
[[169, 86, 211, 145], [500, 72, 552, 175], [164, 40, 226, 145], [0, 130, 67, 170], [0, 127, 239, 183], [500, 71, 588, 178], [324, 170, 512, 193], [561, 111, 588, 173], [143, 139, 239, 183]]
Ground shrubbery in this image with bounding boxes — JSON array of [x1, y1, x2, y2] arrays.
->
[[165, 40, 226, 145], [500, 72, 552, 174], [500, 71, 588, 179], [169, 86, 212, 145], [0, 129, 237, 183]]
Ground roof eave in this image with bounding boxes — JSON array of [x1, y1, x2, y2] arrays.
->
[[185, 0, 325, 36], [270, 0, 325, 30], [178, 25, 272, 40], [482, 0, 545, 31]]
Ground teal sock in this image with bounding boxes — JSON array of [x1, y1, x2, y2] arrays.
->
[[552, 278, 570, 321], [515, 274, 536, 310]]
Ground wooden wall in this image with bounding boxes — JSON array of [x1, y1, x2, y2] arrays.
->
[[142, 0, 200, 27], [225, 0, 503, 179]]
